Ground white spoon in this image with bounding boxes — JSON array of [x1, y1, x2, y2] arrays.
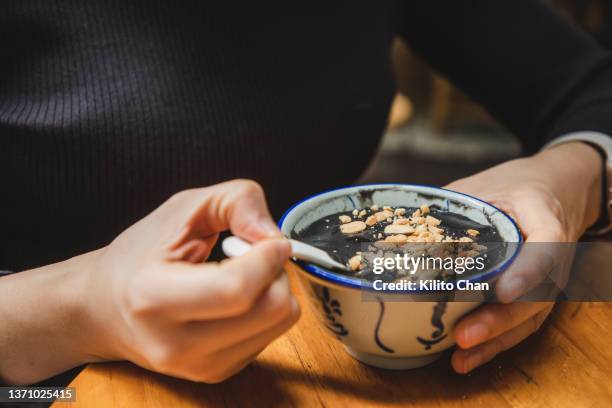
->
[[222, 236, 348, 271]]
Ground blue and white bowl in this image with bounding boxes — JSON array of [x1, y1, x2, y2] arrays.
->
[[280, 184, 522, 370]]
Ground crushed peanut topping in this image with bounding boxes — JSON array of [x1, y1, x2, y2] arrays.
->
[[415, 224, 428, 233], [385, 234, 409, 243], [429, 225, 444, 235], [365, 215, 377, 226], [321, 204, 494, 274], [394, 218, 411, 225], [348, 254, 364, 271], [425, 215, 441, 226], [340, 220, 367, 234], [336, 204, 489, 273], [339, 215, 352, 224], [374, 210, 393, 222], [384, 224, 416, 235]]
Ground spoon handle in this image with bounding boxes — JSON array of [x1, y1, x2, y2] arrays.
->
[[288, 239, 347, 270], [221, 236, 347, 271]]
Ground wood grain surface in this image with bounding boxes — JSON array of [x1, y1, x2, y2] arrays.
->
[[54, 245, 612, 408]]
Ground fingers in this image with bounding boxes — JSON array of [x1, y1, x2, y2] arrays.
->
[[122, 237, 297, 384], [156, 299, 299, 384], [454, 302, 553, 349], [163, 180, 281, 252], [142, 284, 300, 384], [194, 238, 292, 319], [452, 306, 552, 374], [187, 303, 299, 383], [179, 274, 298, 351], [134, 239, 291, 321]]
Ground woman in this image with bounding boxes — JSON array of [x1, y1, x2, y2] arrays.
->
[[0, 0, 609, 384]]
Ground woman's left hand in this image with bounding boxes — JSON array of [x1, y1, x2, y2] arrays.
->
[[445, 141, 603, 374]]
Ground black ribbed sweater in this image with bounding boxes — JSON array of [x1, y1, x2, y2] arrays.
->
[[2, 0, 612, 271]]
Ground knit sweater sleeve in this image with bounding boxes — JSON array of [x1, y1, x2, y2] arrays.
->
[[398, 0, 612, 153]]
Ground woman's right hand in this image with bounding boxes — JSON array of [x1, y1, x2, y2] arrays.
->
[[77, 179, 299, 383]]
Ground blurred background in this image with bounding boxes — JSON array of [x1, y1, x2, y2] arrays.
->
[[361, 0, 612, 186]]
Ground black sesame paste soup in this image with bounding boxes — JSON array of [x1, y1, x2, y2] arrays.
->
[[292, 205, 505, 283]]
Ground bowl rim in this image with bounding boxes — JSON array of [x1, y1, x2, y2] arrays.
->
[[279, 183, 523, 293]]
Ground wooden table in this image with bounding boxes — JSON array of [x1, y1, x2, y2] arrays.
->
[[54, 300, 612, 407], [54, 247, 612, 407]]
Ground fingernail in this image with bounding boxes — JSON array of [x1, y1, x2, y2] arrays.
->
[[499, 277, 526, 302], [464, 323, 489, 347], [260, 218, 282, 238], [463, 351, 482, 373]]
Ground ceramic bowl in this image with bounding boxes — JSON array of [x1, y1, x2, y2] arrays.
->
[[279, 184, 522, 370]]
